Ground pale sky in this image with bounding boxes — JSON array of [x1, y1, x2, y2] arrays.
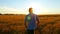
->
[[0, 0, 60, 14]]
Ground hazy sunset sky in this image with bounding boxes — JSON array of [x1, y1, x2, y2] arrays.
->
[[0, 0, 60, 14]]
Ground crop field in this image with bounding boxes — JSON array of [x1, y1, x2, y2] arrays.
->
[[0, 14, 60, 34]]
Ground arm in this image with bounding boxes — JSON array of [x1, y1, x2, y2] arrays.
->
[[36, 15, 40, 26], [24, 16, 27, 28]]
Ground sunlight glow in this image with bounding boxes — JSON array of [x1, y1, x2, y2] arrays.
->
[[27, 2, 44, 14]]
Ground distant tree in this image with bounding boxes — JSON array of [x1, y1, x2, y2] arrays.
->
[[0, 13, 2, 15]]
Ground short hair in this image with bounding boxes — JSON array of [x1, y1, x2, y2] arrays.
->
[[29, 8, 33, 11]]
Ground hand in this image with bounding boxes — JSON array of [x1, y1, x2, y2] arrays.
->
[[37, 24, 39, 27], [25, 25, 27, 29]]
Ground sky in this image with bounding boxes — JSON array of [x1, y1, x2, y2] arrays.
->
[[0, 0, 60, 14]]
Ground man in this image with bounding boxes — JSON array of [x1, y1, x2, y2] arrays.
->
[[24, 8, 40, 34]]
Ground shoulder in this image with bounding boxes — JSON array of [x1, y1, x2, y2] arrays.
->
[[25, 14, 30, 17], [34, 14, 39, 18], [33, 14, 38, 16]]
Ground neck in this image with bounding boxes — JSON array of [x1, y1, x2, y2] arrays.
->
[[30, 13, 33, 14]]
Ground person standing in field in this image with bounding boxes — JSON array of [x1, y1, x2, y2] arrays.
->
[[24, 8, 40, 34]]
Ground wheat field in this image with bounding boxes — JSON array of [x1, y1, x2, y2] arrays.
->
[[0, 14, 60, 34]]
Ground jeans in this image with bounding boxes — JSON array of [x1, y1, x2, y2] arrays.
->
[[27, 29, 34, 34]]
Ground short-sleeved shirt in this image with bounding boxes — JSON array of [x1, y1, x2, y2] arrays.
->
[[25, 14, 39, 30]]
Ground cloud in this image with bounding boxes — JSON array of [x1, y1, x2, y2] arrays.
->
[[0, 7, 21, 14]]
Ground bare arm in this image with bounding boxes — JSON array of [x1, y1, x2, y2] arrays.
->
[[24, 16, 27, 28], [37, 18, 40, 26], [24, 20, 27, 28], [36, 15, 40, 26]]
